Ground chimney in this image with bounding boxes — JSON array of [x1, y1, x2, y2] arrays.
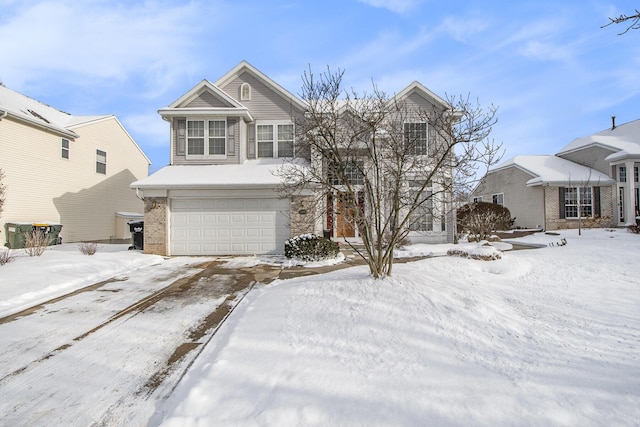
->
[[611, 115, 616, 130]]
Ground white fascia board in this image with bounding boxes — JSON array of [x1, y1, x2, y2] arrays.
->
[[158, 107, 254, 122]]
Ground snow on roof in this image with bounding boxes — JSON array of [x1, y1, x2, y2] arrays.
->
[[0, 84, 110, 137], [490, 155, 615, 187], [130, 159, 307, 189], [557, 118, 640, 160]]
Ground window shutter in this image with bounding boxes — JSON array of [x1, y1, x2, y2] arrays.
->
[[227, 119, 236, 156], [594, 186, 601, 216], [558, 187, 566, 219], [176, 119, 186, 156], [247, 123, 256, 159]]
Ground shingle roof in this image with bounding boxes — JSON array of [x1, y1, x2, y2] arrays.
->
[[490, 155, 615, 186], [0, 84, 110, 138]]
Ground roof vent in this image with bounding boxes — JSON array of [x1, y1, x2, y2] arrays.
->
[[611, 115, 616, 130]]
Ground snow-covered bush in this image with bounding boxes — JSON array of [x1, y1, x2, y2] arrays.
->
[[284, 234, 340, 261], [447, 244, 502, 261], [78, 242, 99, 255], [457, 202, 513, 241]]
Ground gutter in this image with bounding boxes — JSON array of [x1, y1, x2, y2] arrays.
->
[[0, 108, 7, 121]]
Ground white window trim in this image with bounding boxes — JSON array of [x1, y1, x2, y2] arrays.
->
[[404, 121, 429, 156], [96, 149, 107, 174], [61, 138, 69, 159], [255, 120, 295, 158], [185, 118, 227, 159], [564, 186, 593, 219], [240, 83, 251, 101], [492, 193, 504, 206]]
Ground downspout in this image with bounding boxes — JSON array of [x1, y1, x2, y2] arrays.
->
[[135, 187, 144, 201], [0, 109, 7, 121]]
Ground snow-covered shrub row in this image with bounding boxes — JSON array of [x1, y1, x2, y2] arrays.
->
[[447, 246, 502, 261], [284, 234, 340, 261]]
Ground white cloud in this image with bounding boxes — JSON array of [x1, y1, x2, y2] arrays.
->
[[0, 1, 208, 92], [356, 0, 424, 14]]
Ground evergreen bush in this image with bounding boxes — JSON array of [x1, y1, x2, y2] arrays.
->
[[284, 234, 340, 261]]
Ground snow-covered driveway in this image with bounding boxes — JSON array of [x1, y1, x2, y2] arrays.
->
[[0, 256, 281, 426]]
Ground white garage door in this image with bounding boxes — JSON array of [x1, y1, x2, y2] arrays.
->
[[171, 198, 290, 255]]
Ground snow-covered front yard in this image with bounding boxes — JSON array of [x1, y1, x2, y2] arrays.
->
[[1, 229, 639, 426]]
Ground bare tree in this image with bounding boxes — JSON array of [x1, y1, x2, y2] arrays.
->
[[278, 67, 502, 279], [602, 9, 640, 34]]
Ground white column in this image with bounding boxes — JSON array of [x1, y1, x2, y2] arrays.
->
[[625, 160, 636, 225]]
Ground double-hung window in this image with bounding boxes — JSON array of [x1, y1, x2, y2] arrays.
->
[[404, 122, 428, 155], [61, 138, 69, 159], [96, 150, 107, 174], [187, 119, 226, 157], [492, 193, 504, 206], [256, 122, 294, 158], [564, 186, 592, 218]]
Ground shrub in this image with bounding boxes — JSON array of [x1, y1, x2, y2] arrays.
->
[[284, 234, 340, 261], [628, 224, 640, 234], [23, 229, 51, 257], [457, 202, 512, 241], [79, 242, 99, 255], [0, 249, 14, 265]]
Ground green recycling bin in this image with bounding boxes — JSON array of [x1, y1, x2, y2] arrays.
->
[[4, 223, 63, 249]]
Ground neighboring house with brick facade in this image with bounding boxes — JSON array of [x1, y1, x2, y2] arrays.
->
[[473, 118, 640, 231], [131, 61, 456, 256], [0, 84, 150, 245]]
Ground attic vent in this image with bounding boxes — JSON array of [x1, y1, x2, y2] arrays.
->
[[27, 109, 50, 123]]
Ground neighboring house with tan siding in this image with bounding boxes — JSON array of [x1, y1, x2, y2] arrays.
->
[[132, 61, 456, 256], [473, 118, 640, 231], [0, 84, 150, 245]]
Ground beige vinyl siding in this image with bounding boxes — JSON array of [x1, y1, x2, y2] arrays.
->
[[475, 167, 545, 229], [0, 116, 148, 243], [172, 117, 240, 165]]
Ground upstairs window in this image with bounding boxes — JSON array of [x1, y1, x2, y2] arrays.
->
[[492, 193, 504, 206], [619, 165, 627, 183], [61, 138, 69, 159], [240, 83, 251, 101], [404, 122, 428, 155], [473, 196, 483, 202], [256, 122, 294, 158], [187, 119, 226, 157], [96, 150, 106, 174], [635, 166, 638, 183]]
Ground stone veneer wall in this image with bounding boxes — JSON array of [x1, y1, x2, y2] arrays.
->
[[143, 197, 168, 256], [290, 195, 317, 237], [544, 186, 614, 230]]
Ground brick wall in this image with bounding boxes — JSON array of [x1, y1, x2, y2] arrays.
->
[[545, 186, 614, 230], [143, 197, 168, 255]]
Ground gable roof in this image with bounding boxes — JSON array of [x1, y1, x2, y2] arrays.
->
[[557, 118, 640, 161], [214, 60, 307, 111], [391, 81, 449, 109], [0, 84, 111, 139], [490, 155, 615, 187], [158, 79, 253, 121]]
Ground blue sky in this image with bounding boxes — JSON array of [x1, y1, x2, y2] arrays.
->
[[1, 0, 638, 173]]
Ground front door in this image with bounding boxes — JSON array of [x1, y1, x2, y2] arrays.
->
[[336, 192, 356, 238]]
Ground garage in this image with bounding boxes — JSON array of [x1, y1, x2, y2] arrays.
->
[[170, 198, 290, 255]]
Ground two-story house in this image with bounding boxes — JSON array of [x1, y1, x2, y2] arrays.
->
[[131, 61, 455, 256], [473, 117, 639, 230], [0, 84, 150, 244]]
